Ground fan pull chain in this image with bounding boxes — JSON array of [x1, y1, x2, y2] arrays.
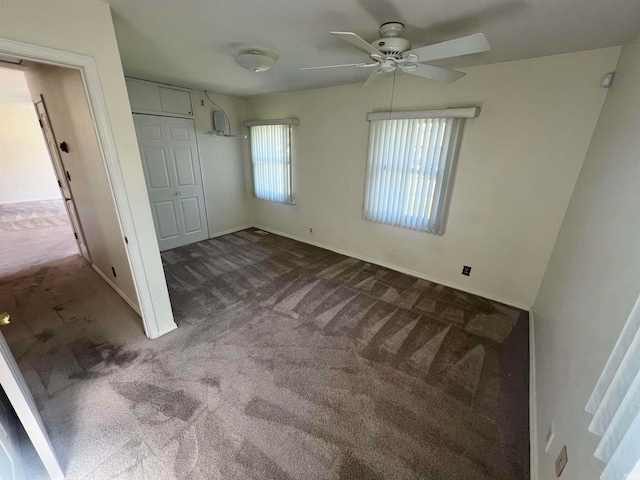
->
[[388, 69, 397, 119]]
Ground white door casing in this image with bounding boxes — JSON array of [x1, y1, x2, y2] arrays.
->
[[35, 98, 91, 262], [133, 114, 209, 251], [0, 331, 63, 480]]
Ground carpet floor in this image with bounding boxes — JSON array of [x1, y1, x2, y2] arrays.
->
[[0, 199, 78, 276], [4, 228, 529, 480]]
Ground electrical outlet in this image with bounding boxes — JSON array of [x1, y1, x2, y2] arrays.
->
[[200, 99, 205, 106], [545, 421, 555, 452], [309, 227, 314, 235], [555, 445, 568, 477], [462, 265, 471, 276]]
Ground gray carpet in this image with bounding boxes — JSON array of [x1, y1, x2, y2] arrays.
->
[[0, 199, 78, 276], [4, 228, 529, 480]]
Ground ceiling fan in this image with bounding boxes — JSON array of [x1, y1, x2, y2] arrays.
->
[[301, 22, 491, 86]]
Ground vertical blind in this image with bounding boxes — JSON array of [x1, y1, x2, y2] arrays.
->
[[249, 124, 293, 204], [363, 117, 464, 234], [586, 294, 640, 480]]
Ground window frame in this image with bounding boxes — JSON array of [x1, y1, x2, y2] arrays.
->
[[245, 118, 299, 205], [362, 108, 478, 235]]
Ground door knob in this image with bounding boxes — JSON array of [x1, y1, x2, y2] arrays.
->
[[175, 192, 181, 196], [0, 313, 10, 325]]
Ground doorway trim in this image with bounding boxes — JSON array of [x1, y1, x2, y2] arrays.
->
[[0, 37, 174, 339], [0, 332, 64, 480]]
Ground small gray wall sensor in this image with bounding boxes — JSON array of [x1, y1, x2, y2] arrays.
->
[[213, 110, 227, 134]]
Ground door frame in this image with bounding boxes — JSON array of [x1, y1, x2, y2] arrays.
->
[[0, 332, 63, 480], [0, 38, 175, 339]]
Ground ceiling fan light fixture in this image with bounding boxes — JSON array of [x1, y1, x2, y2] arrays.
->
[[235, 50, 276, 73], [380, 60, 396, 73]]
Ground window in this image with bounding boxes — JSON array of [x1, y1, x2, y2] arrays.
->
[[586, 293, 640, 479], [363, 109, 472, 235], [246, 118, 299, 204]]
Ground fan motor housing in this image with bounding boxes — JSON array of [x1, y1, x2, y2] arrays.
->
[[371, 36, 411, 57], [372, 23, 411, 57]]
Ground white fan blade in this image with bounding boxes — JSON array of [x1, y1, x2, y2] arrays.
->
[[404, 33, 491, 63], [300, 63, 377, 71], [363, 69, 390, 88], [330, 31, 383, 57], [400, 64, 466, 83]]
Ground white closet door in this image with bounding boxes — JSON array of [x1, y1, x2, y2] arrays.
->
[[133, 114, 208, 251]]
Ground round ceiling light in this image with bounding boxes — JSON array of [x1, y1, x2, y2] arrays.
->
[[235, 50, 276, 73]]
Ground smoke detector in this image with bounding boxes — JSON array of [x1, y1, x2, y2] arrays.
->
[[235, 50, 276, 72]]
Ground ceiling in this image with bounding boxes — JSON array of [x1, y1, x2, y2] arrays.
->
[[0, 66, 32, 107], [105, 0, 640, 97]]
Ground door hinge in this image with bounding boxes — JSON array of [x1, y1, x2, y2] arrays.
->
[[57, 180, 62, 188], [38, 118, 43, 129], [66, 171, 71, 181], [74, 232, 78, 240], [124, 236, 129, 244]]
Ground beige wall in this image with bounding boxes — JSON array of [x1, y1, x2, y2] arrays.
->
[[191, 91, 251, 235], [0, 0, 175, 336], [25, 64, 138, 308], [245, 48, 620, 308], [532, 40, 640, 479], [0, 105, 60, 203]]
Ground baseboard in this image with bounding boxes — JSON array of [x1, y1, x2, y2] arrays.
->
[[252, 224, 531, 311], [209, 224, 253, 239], [91, 264, 142, 316], [155, 322, 178, 338], [529, 309, 539, 479]]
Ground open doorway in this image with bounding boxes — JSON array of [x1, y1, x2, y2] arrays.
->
[[0, 28, 177, 477], [0, 38, 180, 339], [0, 59, 149, 478], [0, 60, 143, 322], [0, 57, 150, 347], [0, 66, 82, 275]]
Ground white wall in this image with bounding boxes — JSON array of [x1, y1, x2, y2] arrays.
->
[[191, 91, 251, 235], [532, 40, 640, 479], [0, 105, 60, 203], [0, 0, 175, 336], [25, 64, 138, 308], [245, 48, 620, 308]]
